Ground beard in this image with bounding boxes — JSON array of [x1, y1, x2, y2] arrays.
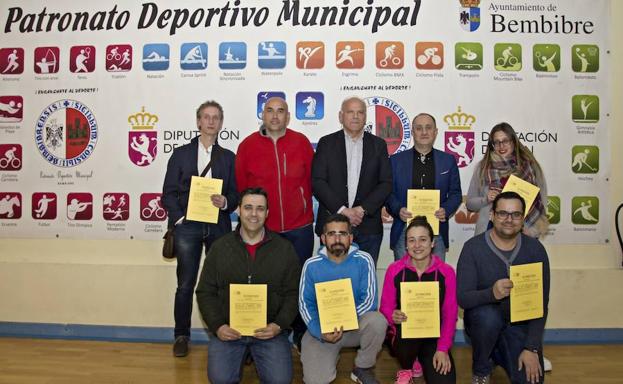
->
[[328, 242, 347, 257]]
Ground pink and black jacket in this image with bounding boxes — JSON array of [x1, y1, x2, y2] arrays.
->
[[380, 254, 458, 352]]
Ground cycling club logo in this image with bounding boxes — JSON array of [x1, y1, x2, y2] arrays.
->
[[32, 192, 57, 220], [0, 144, 22, 171], [459, 0, 480, 32], [363, 97, 410, 155], [444, 106, 475, 168], [376, 41, 403, 70], [0, 48, 24, 74], [0, 192, 21, 219], [140, 193, 167, 221], [128, 106, 158, 166], [67, 192, 93, 220], [35, 100, 98, 167], [103, 192, 129, 221], [0, 95, 23, 122]]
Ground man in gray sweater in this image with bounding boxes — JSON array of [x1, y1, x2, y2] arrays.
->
[[457, 191, 550, 384]]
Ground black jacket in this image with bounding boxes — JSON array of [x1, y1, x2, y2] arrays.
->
[[196, 228, 301, 333], [312, 130, 392, 235], [161, 137, 238, 235]]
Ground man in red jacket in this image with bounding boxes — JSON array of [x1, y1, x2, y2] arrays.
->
[[235, 97, 315, 264]]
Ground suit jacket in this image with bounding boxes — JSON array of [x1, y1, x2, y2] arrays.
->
[[312, 130, 392, 236], [386, 148, 462, 249], [162, 137, 238, 235]]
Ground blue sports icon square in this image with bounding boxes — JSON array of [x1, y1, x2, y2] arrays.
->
[[142, 43, 169, 71], [257, 91, 286, 119], [219, 42, 247, 70], [180, 43, 207, 70], [296, 92, 324, 120], [258, 41, 286, 69]]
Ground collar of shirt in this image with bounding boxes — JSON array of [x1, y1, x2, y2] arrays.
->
[[343, 129, 364, 144], [413, 147, 433, 163]]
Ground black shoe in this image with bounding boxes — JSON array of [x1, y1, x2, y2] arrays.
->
[[173, 336, 190, 357]]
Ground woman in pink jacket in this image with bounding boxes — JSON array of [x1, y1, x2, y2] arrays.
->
[[380, 216, 458, 384]]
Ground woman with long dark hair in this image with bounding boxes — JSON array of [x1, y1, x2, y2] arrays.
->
[[466, 122, 549, 238]]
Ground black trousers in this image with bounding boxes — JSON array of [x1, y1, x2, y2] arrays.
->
[[392, 336, 457, 384]]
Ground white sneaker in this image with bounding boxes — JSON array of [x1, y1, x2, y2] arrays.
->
[[543, 356, 552, 372]]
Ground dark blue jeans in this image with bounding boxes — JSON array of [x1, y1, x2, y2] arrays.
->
[[173, 221, 219, 338], [352, 230, 383, 266], [464, 304, 544, 383], [207, 332, 293, 384], [279, 224, 314, 265]]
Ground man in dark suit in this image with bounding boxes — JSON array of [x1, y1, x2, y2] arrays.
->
[[312, 96, 392, 265], [386, 113, 462, 261], [162, 100, 239, 357]]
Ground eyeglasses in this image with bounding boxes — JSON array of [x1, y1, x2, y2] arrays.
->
[[325, 231, 350, 238], [492, 138, 512, 148], [494, 210, 524, 220]]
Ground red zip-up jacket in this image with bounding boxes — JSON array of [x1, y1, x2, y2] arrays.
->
[[235, 127, 314, 232]]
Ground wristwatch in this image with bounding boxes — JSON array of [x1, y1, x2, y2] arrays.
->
[[524, 347, 539, 354]]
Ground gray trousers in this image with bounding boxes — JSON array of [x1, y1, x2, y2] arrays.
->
[[301, 311, 387, 384]]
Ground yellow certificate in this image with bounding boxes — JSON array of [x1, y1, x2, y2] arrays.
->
[[407, 189, 440, 235], [186, 176, 223, 223], [510, 262, 543, 322], [400, 281, 440, 338], [501, 174, 540, 216], [229, 284, 267, 336], [315, 278, 359, 334]]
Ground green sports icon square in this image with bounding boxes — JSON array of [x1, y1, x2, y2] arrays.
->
[[455, 42, 482, 71], [494, 43, 522, 71], [571, 145, 599, 174], [546, 196, 560, 224], [572, 45, 599, 73], [571, 196, 599, 225], [533, 44, 560, 72], [572, 95, 599, 123]]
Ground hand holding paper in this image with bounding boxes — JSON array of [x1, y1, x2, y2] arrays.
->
[[315, 278, 358, 334], [186, 176, 223, 223]]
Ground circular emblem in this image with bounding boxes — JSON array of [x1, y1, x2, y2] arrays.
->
[[363, 96, 411, 155], [35, 99, 98, 167]]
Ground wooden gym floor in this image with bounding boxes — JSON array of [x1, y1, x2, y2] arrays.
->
[[1, 337, 622, 383]]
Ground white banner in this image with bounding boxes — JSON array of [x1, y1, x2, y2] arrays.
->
[[0, 0, 611, 244]]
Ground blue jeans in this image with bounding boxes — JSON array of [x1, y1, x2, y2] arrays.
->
[[207, 332, 293, 384], [464, 304, 544, 383], [352, 230, 383, 265], [393, 225, 446, 262], [173, 221, 220, 338], [279, 224, 314, 266]]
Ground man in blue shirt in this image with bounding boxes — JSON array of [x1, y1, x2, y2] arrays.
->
[[299, 213, 387, 384]]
